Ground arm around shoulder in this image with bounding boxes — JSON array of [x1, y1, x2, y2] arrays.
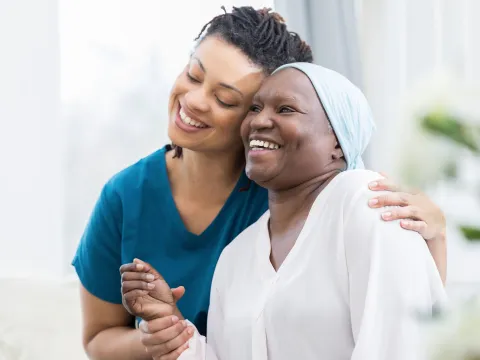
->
[[342, 172, 446, 359]]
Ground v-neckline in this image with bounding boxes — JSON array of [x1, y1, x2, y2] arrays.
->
[[258, 172, 346, 276], [159, 146, 250, 238]]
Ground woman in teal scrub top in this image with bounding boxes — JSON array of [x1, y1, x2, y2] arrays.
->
[[73, 7, 447, 360]]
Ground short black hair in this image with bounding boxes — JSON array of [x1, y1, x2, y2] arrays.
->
[[196, 6, 313, 73], [173, 6, 313, 158]]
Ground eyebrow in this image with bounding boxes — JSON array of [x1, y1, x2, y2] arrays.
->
[[193, 56, 244, 97], [254, 93, 298, 103]]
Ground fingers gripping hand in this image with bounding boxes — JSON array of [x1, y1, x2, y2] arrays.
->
[[120, 259, 184, 320], [368, 175, 446, 241], [140, 316, 195, 360]]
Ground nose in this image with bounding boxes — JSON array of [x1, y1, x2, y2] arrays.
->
[[184, 87, 210, 113], [249, 109, 274, 132]]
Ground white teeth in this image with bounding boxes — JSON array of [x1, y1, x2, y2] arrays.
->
[[249, 139, 280, 150], [179, 108, 207, 128]]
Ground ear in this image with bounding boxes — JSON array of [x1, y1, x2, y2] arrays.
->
[[331, 139, 344, 160]]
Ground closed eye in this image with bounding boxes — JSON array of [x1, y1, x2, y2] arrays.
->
[[249, 104, 262, 113], [216, 97, 235, 108], [279, 106, 295, 113], [186, 73, 200, 83]]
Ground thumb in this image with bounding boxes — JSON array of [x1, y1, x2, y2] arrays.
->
[[133, 258, 164, 281], [171, 286, 186, 302]]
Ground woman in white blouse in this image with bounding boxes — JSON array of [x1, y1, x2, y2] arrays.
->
[[121, 62, 446, 360]]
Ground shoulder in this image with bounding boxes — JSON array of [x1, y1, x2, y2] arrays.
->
[[327, 169, 385, 221], [211, 213, 268, 287], [337, 170, 428, 257], [216, 212, 268, 269], [332, 169, 383, 200], [225, 213, 266, 255], [327, 170, 423, 247], [104, 147, 167, 198]]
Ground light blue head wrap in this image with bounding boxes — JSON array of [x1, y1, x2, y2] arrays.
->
[[272, 62, 376, 170]]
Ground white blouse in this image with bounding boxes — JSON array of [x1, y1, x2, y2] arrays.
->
[[180, 170, 446, 360]]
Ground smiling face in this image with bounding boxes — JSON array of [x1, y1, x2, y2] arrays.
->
[[168, 36, 266, 156], [240, 68, 346, 191]]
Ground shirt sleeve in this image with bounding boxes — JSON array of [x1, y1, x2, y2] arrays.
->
[[72, 180, 124, 304], [343, 182, 446, 360], [179, 247, 232, 360]]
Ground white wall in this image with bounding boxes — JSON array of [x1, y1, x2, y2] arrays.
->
[[0, 0, 274, 280], [360, 0, 480, 176], [358, 0, 480, 298], [0, 0, 65, 278]]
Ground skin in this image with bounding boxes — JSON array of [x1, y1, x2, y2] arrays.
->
[[80, 36, 266, 360], [368, 180, 447, 283], [120, 68, 448, 359], [82, 35, 446, 360], [241, 68, 346, 270], [165, 35, 264, 236]]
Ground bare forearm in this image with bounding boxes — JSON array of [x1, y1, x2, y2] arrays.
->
[[86, 326, 151, 360], [427, 234, 447, 285]]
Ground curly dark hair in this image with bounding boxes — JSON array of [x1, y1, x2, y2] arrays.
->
[[172, 6, 313, 158]]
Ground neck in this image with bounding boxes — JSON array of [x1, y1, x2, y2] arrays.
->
[[168, 146, 245, 203], [268, 170, 342, 233]]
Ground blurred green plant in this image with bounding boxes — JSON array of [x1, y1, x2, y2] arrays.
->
[[420, 110, 480, 242], [421, 111, 480, 154], [460, 226, 480, 242]]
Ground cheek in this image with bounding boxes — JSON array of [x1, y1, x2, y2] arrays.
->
[[280, 123, 304, 146], [240, 114, 252, 139], [214, 110, 245, 135], [170, 74, 190, 98]]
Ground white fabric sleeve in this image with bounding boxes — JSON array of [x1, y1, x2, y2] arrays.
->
[[177, 291, 223, 360], [343, 182, 446, 360]]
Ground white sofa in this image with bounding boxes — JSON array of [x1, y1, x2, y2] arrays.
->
[[0, 277, 87, 360]]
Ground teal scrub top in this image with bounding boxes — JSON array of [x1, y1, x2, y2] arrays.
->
[[72, 145, 268, 335]]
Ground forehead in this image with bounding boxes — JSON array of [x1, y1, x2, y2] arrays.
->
[[256, 68, 318, 102], [193, 36, 265, 91]]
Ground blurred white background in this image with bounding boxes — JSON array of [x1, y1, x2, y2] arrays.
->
[[0, 0, 479, 358]]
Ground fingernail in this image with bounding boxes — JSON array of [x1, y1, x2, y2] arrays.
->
[[187, 328, 194, 335], [181, 320, 187, 327], [401, 220, 410, 227], [369, 181, 378, 189], [145, 274, 155, 281], [368, 199, 378, 206], [136, 264, 144, 271], [382, 212, 391, 220], [147, 283, 155, 289], [172, 315, 179, 324]]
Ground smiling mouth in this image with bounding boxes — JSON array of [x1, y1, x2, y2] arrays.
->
[[249, 139, 281, 151], [179, 107, 208, 128]]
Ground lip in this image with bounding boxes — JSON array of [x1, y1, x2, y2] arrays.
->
[[246, 147, 282, 159], [174, 105, 209, 133], [248, 135, 283, 146]]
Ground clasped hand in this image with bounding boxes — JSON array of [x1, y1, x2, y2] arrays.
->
[[120, 259, 193, 359]]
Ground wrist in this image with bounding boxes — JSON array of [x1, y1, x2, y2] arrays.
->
[[432, 230, 446, 243], [142, 304, 178, 322]]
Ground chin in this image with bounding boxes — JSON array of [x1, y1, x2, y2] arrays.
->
[[167, 119, 182, 143], [245, 165, 275, 188]]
